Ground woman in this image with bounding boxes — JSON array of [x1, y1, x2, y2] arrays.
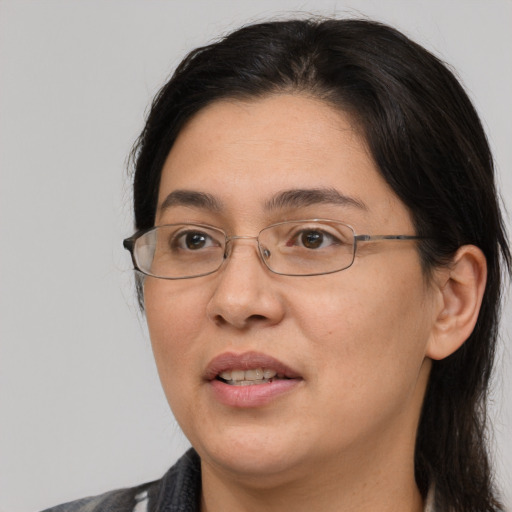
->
[[44, 18, 510, 512]]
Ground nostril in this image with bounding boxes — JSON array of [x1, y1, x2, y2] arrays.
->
[[212, 314, 228, 327], [248, 314, 268, 322], [211, 313, 268, 329]]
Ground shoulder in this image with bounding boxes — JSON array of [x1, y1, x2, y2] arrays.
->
[[40, 483, 155, 512], [40, 450, 201, 512]]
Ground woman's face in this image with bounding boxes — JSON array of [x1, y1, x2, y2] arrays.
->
[[144, 94, 438, 483]]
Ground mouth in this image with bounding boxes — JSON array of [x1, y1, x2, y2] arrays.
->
[[205, 351, 301, 383], [216, 368, 289, 386], [205, 351, 302, 407]]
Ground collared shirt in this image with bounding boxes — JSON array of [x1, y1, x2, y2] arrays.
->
[[41, 449, 436, 512]]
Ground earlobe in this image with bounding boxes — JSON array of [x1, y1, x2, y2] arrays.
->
[[426, 245, 487, 361]]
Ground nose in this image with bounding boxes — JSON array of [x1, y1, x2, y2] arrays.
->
[[206, 238, 285, 330]]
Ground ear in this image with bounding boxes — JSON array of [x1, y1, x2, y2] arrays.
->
[[426, 245, 487, 360]]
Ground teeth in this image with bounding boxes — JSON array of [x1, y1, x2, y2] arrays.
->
[[263, 369, 277, 379], [244, 369, 263, 381], [218, 368, 278, 383], [231, 370, 245, 381]]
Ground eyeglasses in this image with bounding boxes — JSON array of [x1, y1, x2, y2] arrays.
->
[[123, 219, 424, 279]]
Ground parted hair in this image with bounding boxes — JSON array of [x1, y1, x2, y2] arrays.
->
[[130, 18, 511, 511]]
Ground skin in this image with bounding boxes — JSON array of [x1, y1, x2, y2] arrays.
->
[[144, 94, 446, 512]]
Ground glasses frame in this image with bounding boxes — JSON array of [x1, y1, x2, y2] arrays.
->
[[123, 219, 425, 279]]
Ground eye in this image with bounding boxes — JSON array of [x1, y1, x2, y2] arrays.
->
[[287, 228, 341, 249], [300, 230, 325, 249], [172, 230, 219, 250]]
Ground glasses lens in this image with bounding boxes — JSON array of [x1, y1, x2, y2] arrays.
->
[[134, 224, 226, 278], [259, 220, 355, 276]]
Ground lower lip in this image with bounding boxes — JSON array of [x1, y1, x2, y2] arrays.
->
[[209, 378, 301, 408]]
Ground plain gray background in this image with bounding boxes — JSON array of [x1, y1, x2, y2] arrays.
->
[[1, 1, 510, 510]]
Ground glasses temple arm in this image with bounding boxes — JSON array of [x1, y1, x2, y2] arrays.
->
[[354, 235, 425, 242]]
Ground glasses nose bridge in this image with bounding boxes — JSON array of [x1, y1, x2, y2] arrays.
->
[[224, 233, 264, 260], [226, 234, 259, 242], [225, 233, 260, 249]]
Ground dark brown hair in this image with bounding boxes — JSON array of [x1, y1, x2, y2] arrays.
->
[[130, 18, 511, 511]]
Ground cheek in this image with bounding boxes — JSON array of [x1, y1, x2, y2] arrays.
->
[[144, 280, 208, 391], [292, 263, 433, 398]]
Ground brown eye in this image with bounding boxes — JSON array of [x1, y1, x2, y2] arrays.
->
[[301, 231, 324, 249], [172, 230, 217, 251], [185, 232, 208, 250]]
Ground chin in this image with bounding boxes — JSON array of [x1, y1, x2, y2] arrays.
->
[[194, 428, 310, 481]]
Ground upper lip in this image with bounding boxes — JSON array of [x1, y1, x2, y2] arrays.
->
[[204, 351, 302, 381]]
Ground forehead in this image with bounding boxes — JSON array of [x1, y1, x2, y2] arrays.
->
[[164, 94, 364, 177], [157, 94, 411, 230]]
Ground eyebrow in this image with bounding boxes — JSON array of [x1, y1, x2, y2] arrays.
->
[[158, 187, 368, 214], [159, 190, 223, 213], [264, 188, 368, 211]]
